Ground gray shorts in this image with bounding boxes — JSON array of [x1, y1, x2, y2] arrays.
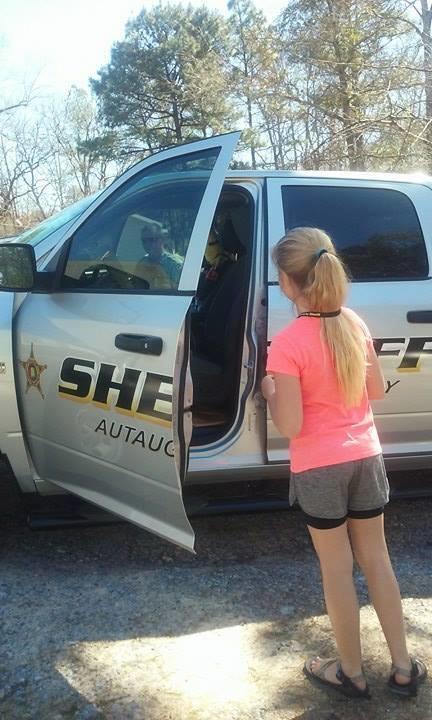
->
[[289, 453, 390, 525]]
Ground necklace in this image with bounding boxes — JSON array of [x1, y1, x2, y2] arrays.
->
[[297, 310, 341, 318]]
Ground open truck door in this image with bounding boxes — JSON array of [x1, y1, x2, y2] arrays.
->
[[9, 132, 240, 551]]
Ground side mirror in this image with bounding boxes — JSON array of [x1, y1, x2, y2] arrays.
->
[[0, 243, 37, 292]]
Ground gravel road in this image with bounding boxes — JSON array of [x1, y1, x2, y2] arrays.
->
[[0, 468, 431, 720]]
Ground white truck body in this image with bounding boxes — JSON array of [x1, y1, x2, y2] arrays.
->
[[1, 133, 431, 551]]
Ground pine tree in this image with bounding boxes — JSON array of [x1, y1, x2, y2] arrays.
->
[[91, 3, 236, 156]]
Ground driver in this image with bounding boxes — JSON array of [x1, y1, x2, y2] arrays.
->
[[140, 222, 183, 289]]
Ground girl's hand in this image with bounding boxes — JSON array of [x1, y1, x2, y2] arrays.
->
[[261, 374, 275, 401]]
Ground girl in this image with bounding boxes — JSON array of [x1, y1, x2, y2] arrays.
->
[[262, 227, 427, 700]]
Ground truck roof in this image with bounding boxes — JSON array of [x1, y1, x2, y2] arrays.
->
[[225, 169, 432, 187]]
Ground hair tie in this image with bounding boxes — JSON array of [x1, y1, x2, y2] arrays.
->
[[315, 248, 328, 259]]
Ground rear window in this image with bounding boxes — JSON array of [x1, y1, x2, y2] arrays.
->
[[281, 186, 429, 280]]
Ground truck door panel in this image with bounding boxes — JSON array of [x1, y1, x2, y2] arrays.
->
[[14, 132, 240, 551]]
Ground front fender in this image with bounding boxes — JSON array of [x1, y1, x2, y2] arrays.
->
[[0, 292, 37, 493]]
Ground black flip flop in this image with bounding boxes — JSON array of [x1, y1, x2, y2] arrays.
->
[[388, 657, 428, 698], [303, 656, 371, 700]]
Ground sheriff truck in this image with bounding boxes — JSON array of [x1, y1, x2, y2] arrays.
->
[[1, 132, 431, 552]]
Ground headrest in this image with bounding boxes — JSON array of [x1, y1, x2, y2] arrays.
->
[[220, 216, 244, 255]]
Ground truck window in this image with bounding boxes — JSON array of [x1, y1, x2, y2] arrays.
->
[[281, 186, 429, 280], [60, 149, 219, 292], [13, 193, 100, 247]]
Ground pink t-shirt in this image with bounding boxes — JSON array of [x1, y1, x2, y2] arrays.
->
[[266, 308, 381, 473]]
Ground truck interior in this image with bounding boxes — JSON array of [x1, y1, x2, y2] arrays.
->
[[190, 185, 253, 445]]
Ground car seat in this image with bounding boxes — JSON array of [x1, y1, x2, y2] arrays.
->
[[190, 211, 249, 414], [192, 218, 238, 353]]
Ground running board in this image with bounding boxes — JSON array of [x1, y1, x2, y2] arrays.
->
[[186, 495, 291, 516], [26, 493, 292, 530], [26, 477, 432, 530], [27, 507, 122, 530]]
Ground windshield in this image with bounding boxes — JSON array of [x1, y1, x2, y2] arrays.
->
[[15, 192, 100, 247]]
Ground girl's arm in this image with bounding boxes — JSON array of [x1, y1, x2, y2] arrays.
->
[[262, 373, 303, 439], [366, 343, 386, 400]]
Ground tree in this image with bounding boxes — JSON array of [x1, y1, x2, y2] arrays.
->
[[48, 88, 122, 198], [91, 3, 236, 155], [396, 1, 432, 170], [278, 0, 415, 170], [42, 88, 123, 208], [0, 113, 50, 234], [0, 69, 44, 233], [228, 0, 267, 168], [420, 1, 432, 156]]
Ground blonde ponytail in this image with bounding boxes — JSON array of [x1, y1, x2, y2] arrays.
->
[[272, 227, 368, 407]]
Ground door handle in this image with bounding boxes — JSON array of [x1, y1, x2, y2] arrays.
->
[[406, 311, 432, 323], [115, 333, 163, 355]]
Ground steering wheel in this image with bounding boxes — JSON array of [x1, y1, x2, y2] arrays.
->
[[78, 263, 149, 289]]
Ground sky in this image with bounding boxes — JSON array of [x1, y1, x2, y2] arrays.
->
[[1, 0, 288, 99]]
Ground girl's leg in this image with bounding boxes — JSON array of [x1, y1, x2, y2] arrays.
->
[[347, 514, 413, 684], [307, 521, 366, 689]]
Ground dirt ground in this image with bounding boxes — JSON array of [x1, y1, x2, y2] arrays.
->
[[0, 469, 431, 720]]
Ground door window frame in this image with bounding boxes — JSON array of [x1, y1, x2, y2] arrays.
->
[[47, 134, 241, 295]]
